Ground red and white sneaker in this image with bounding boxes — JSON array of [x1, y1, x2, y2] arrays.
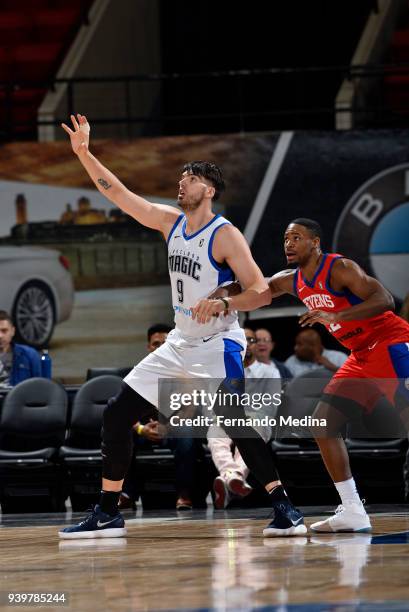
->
[[213, 476, 231, 509], [227, 474, 253, 498]]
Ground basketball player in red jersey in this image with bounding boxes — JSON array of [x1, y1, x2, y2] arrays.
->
[[265, 218, 409, 532]]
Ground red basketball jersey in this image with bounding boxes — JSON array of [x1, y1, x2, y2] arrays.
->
[[294, 253, 409, 351]]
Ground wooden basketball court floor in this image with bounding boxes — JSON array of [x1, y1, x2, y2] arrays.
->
[[0, 505, 408, 611]]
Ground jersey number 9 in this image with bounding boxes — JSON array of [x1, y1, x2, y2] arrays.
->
[[177, 279, 184, 303]]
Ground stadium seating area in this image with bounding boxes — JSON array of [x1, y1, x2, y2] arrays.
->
[[384, 14, 409, 119], [0, 372, 406, 514], [0, 0, 93, 138]]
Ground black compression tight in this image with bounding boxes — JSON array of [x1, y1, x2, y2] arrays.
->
[[211, 379, 280, 486], [229, 435, 279, 486], [102, 383, 153, 481]]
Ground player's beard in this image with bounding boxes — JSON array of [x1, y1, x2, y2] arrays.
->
[[178, 198, 202, 212], [178, 188, 206, 212]]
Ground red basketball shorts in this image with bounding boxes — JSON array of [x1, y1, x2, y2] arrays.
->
[[323, 337, 409, 413]]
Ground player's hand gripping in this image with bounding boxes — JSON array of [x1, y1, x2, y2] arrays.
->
[[299, 309, 339, 327], [61, 114, 90, 156], [191, 298, 228, 324]]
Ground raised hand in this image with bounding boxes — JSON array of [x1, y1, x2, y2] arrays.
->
[[61, 114, 90, 156]]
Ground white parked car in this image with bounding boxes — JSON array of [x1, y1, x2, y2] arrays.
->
[[0, 246, 74, 348]]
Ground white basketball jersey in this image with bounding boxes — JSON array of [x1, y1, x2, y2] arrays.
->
[[167, 213, 239, 338]]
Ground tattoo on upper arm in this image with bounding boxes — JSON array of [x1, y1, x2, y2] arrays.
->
[[97, 178, 112, 190]]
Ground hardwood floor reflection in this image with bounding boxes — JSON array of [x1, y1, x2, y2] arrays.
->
[[0, 510, 408, 610]]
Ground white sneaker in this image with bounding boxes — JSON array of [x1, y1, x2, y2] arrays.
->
[[310, 501, 372, 533]]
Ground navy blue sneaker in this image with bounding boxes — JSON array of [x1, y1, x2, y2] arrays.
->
[[263, 499, 307, 537], [59, 505, 126, 539]]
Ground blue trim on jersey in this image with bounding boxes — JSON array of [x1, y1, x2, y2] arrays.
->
[[388, 342, 409, 401], [293, 269, 299, 297], [218, 267, 234, 284], [208, 222, 233, 276], [324, 255, 363, 304], [166, 213, 184, 245], [302, 254, 327, 288], [223, 338, 245, 378], [325, 255, 344, 296], [344, 288, 363, 306], [388, 343, 409, 378], [182, 214, 221, 241]]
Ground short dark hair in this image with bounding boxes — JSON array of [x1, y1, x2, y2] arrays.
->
[[0, 310, 13, 325], [147, 323, 172, 342], [290, 218, 323, 241], [183, 161, 225, 201], [297, 327, 323, 342]]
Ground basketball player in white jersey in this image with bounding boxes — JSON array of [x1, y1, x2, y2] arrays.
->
[[59, 114, 306, 539]]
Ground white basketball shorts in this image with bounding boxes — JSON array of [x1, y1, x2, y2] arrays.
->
[[124, 327, 246, 407]]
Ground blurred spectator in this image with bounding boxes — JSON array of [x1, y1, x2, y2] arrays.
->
[[146, 323, 171, 352], [208, 327, 281, 509], [120, 323, 202, 511], [255, 327, 293, 379], [284, 328, 348, 377], [60, 204, 75, 224], [15, 193, 27, 225], [0, 310, 41, 388], [74, 196, 107, 225], [108, 208, 130, 223]]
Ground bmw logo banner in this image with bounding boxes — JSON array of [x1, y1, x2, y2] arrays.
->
[[240, 130, 409, 307]]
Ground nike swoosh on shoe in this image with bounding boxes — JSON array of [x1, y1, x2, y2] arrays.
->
[[97, 519, 118, 528]]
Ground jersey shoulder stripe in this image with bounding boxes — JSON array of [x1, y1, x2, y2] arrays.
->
[[323, 254, 363, 304], [166, 213, 184, 245], [208, 221, 232, 271], [324, 254, 344, 296]]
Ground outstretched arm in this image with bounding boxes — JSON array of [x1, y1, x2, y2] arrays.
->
[[268, 269, 296, 298], [210, 270, 295, 300], [191, 225, 271, 322], [209, 269, 295, 304], [208, 281, 242, 299], [299, 258, 394, 327], [61, 114, 180, 237]]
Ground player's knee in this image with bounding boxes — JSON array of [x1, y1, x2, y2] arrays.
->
[[312, 401, 328, 422], [311, 400, 345, 438]]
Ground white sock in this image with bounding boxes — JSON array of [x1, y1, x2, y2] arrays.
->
[[335, 478, 362, 506]]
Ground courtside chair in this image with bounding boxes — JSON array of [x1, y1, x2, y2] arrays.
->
[[0, 378, 68, 512], [60, 375, 123, 511], [86, 367, 132, 380]]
